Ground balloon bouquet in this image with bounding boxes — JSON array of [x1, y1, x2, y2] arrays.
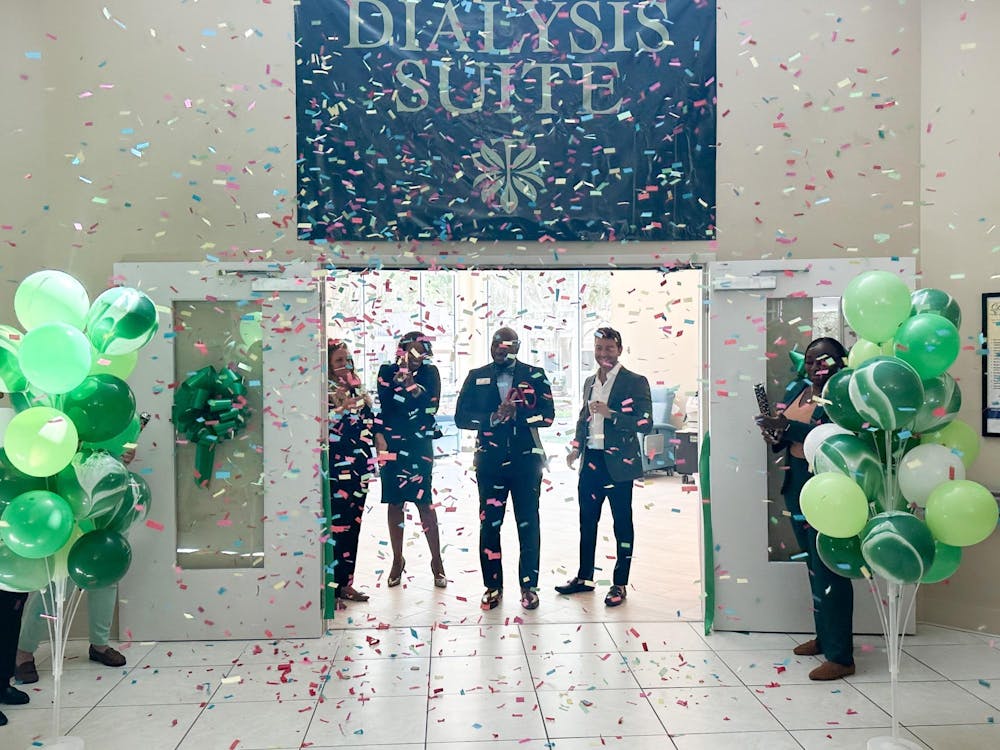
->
[[0, 271, 157, 749], [797, 271, 997, 750]]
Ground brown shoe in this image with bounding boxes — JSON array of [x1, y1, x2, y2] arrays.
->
[[809, 660, 855, 681], [793, 638, 821, 657], [89, 645, 127, 668], [15, 659, 39, 684]]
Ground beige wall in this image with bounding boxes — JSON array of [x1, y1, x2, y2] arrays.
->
[[3, 2, 997, 631], [918, 0, 1000, 631]]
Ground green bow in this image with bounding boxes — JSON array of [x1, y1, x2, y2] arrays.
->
[[172, 366, 250, 487]]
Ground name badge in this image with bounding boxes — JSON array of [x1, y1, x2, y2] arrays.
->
[[476, 377, 491, 385]]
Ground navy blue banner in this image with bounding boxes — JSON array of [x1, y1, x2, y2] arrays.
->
[[295, 1, 716, 243]]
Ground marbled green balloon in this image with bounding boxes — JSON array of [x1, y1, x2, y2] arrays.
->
[[861, 511, 936, 584], [0, 325, 28, 393], [817, 533, 868, 579], [84, 287, 159, 355], [822, 369, 866, 432], [55, 450, 130, 521], [848, 357, 923, 431], [913, 373, 962, 434], [813, 433, 885, 507], [911, 288, 962, 329]]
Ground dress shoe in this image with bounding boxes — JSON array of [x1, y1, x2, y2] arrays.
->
[[481, 588, 502, 611], [521, 589, 540, 610], [387, 557, 406, 588], [554, 577, 595, 595], [15, 660, 38, 685], [432, 564, 448, 589], [336, 585, 370, 602], [809, 661, 856, 681], [89, 645, 127, 668], [0, 709, 7, 726], [0, 685, 30, 705], [793, 638, 821, 657], [604, 584, 627, 607]]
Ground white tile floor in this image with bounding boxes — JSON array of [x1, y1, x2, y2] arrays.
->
[[4, 622, 1000, 749], [3, 462, 998, 748]]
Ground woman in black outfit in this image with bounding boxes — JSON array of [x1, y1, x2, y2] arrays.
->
[[328, 341, 377, 603], [374, 331, 446, 589], [754, 337, 855, 681]]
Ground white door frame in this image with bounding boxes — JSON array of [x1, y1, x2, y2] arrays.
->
[[707, 257, 917, 634], [115, 262, 325, 640]]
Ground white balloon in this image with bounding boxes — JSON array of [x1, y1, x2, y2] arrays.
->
[[898, 443, 966, 507], [0, 407, 14, 447], [803, 423, 853, 469]]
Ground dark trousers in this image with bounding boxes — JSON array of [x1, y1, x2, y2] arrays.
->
[[477, 460, 542, 591], [329, 454, 371, 589], [786, 458, 855, 666], [0, 591, 28, 686], [577, 448, 635, 586]]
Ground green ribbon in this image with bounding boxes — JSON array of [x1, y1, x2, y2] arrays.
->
[[700, 431, 714, 636], [172, 366, 250, 487]]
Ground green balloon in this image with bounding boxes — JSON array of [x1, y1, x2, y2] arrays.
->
[[925, 480, 998, 547], [62, 374, 135, 443], [913, 373, 962, 434], [921, 541, 962, 584], [817, 534, 868, 579], [800, 472, 870, 538], [0, 541, 52, 592], [89, 349, 138, 380], [0, 448, 48, 510], [66, 529, 132, 590], [19, 322, 93, 394], [0, 325, 28, 393], [893, 313, 960, 380], [0, 490, 75, 559], [848, 357, 924, 431], [911, 288, 962, 329], [4, 406, 79, 477], [82, 414, 141, 456], [55, 450, 129, 521], [847, 339, 893, 369], [861, 511, 936, 584], [920, 419, 980, 468], [15, 270, 90, 331], [813, 434, 885, 508], [97, 472, 150, 534], [85, 287, 159, 355], [842, 270, 912, 343], [822, 369, 866, 432]]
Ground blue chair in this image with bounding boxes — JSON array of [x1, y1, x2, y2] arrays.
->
[[641, 386, 677, 475]]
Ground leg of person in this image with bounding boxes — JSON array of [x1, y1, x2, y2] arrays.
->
[[509, 463, 542, 609], [605, 478, 634, 606], [477, 471, 510, 592], [386, 502, 406, 585], [342, 466, 370, 591], [806, 525, 855, 677], [417, 502, 445, 582], [0, 591, 30, 708], [14, 590, 46, 683], [784, 471, 824, 658], [555, 448, 606, 595], [87, 585, 126, 667]]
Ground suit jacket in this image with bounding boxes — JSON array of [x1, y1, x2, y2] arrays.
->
[[572, 366, 653, 483], [454, 360, 554, 472]]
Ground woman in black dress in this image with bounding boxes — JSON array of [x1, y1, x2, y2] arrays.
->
[[328, 341, 376, 603], [375, 331, 446, 588]]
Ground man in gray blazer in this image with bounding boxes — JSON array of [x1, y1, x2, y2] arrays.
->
[[555, 327, 652, 607]]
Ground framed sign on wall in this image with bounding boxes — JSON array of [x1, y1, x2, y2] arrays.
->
[[983, 292, 1000, 436]]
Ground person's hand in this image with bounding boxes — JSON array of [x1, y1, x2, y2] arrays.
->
[[589, 400, 612, 418], [566, 448, 580, 469], [374, 433, 388, 454], [121, 447, 136, 465], [754, 414, 787, 444], [496, 401, 516, 422]]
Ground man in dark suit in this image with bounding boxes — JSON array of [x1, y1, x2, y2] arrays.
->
[[455, 327, 554, 611], [556, 326, 652, 607]]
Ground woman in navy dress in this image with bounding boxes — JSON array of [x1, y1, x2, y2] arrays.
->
[[375, 331, 446, 588]]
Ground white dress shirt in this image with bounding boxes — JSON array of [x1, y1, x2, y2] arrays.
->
[[586, 362, 622, 450]]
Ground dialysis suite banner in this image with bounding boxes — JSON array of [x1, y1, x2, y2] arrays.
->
[[295, 0, 716, 243]]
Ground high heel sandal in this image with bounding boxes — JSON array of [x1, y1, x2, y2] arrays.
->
[[337, 585, 370, 602], [387, 557, 406, 588], [432, 564, 447, 589]]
